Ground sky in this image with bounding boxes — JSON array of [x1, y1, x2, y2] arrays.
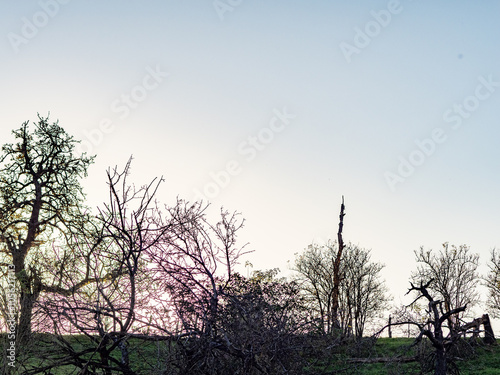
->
[[0, 1, 499, 319]]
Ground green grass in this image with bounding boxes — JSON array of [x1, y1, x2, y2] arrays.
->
[[304, 337, 421, 375], [3, 335, 500, 374], [306, 337, 500, 375], [1, 333, 171, 374], [457, 343, 500, 375]]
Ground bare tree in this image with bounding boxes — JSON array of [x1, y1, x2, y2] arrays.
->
[[32, 159, 169, 374], [293, 242, 389, 337], [411, 243, 480, 328], [292, 197, 345, 336], [21, 158, 256, 374], [146, 201, 312, 374], [406, 280, 467, 375], [146, 200, 249, 373], [293, 241, 336, 334], [485, 248, 500, 318], [373, 280, 468, 375], [341, 245, 390, 337]]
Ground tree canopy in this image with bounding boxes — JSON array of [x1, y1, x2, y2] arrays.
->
[[0, 115, 94, 342]]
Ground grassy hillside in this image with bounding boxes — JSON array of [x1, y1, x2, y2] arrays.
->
[[3, 335, 500, 374], [307, 337, 500, 375]]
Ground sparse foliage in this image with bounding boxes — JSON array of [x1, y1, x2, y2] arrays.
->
[[411, 243, 480, 327], [485, 248, 500, 318], [31, 159, 167, 374], [341, 245, 391, 337], [405, 280, 467, 375], [0, 116, 94, 348], [294, 241, 390, 337], [1, 119, 497, 374]]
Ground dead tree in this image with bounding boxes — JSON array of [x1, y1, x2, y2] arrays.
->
[[331, 196, 345, 331], [482, 314, 496, 345], [458, 313, 495, 345], [406, 280, 467, 375], [33, 159, 169, 375]]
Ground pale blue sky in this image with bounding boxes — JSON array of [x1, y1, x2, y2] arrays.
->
[[1, 1, 499, 314]]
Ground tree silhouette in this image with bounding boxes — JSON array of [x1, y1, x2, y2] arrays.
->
[[0, 116, 93, 346]]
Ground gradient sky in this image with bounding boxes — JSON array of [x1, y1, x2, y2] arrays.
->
[[1, 1, 499, 317]]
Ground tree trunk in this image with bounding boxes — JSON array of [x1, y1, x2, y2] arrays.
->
[[435, 347, 447, 375], [14, 253, 39, 346], [388, 316, 392, 338], [433, 304, 447, 375], [18, 292, 34, 345], [99, 343, 112, 375], [482, 314, 496, 345], [331, 196, 345, 332], [12, 185, 43, 346]]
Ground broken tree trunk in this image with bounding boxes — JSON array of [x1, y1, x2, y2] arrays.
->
[[482, 314, 496, 345], [331, 196, 345, 332], [458, 314, 496, 344]]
